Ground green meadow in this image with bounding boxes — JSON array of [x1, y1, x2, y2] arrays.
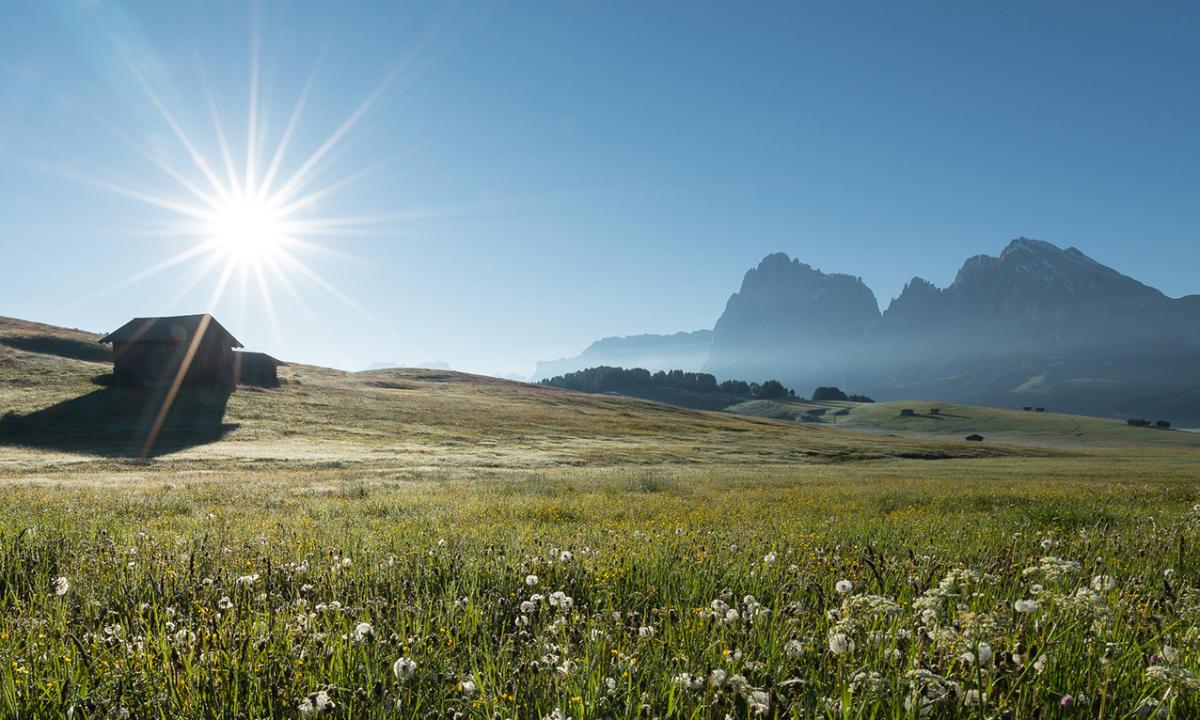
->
[[2, 317, 1199, 718]]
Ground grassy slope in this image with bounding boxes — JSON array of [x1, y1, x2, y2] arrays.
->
[[0, 316, 1036, 470], [722, 395, 1200, 450]]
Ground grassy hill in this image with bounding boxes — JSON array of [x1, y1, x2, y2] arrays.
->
[[815, 399, 1200, 449], [0, 316, 1037, 469]]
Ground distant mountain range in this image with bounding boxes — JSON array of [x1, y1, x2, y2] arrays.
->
[[536, 238, 1200, 424], [533, 330, 712, 380]]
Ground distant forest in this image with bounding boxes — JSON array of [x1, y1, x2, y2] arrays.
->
[[540, 366, 793, 399]]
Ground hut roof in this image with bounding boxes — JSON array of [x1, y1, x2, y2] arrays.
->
[[99, 314, 243, 348]]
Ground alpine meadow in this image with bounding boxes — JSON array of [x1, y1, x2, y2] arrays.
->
[[2, 2, 1199, 719]]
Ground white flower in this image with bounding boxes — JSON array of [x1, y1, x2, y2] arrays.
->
[[52, 576, 69, 596], [559, 550, 573, 562], [976, 642, 993, 665], [525, 574, 539, 586], [1033, 654, 1048, 674], [748, 689, 770, 715], [236, 573, 259, 586], [835, 579, 853, 594], [298, 690, 335, 715], [784, 639, 803, 657], [544, 709, 572, 720], [218, 596, 233, 610], [638, 625, 656, 638], [549, 591, 573, 609], [353, 622, 374, 643], [1161, 646, 1179, 664], [1091, 574, 1116, 591], [520, 600, 536, 613], [711, 668, 727, 686], [459, 678, 477, 697], [392, 656, 416, 681], [828, 632, 854, 655], [763, 552, 776, 564], [1014, 599, 1039, 613]]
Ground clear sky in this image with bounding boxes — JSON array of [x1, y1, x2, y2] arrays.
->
[[2, 1, 1197, 376]]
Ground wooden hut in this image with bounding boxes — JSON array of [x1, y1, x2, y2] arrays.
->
[[99, 314, 242, 388], [233, 351, 284, 387], [964, 433, 984, 442]]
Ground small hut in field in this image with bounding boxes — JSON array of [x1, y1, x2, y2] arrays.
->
[[964, 433, 984, 442], [233, 351, 284, 387], [99, 314, 242, 388]]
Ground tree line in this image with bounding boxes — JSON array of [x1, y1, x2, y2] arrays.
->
[[539, 367, 793, 399]]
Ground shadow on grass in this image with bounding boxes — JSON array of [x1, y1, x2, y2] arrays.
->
[[0, 335, 113, 363], [0, 385, 236, 458]]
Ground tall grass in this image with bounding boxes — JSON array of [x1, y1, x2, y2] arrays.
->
[[0, 465, 1197, 718]]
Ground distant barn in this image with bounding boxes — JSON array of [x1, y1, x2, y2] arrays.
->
[[100, 314, 284, 389], [965, 433, 984, 442], [100, 314, 242, 388], [900, 408, 915, 417], [233, 351, 284, 387]]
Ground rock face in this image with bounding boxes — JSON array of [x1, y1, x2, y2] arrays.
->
[[704, 239, 1200, 423], [704, 253, 881, 383], [537, 238, 1200, 423], [533, 330, 712, 381]]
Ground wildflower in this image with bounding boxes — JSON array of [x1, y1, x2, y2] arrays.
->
[[835, 579, 853, 594], [1161, 645, 1179, 664], [763, 552, 776, 564], [52, 576, 69, 596], [525, 574, 538, 586], [828, 632, 854, 655], [638, 625, 656, 638], [1033, 654, 1048, 674], [1146, 665, 1200, 691], [747, 689, 770, 715], [1014, 599, 1039, 613], [218, 596, 233, 611], [976, 642, 993, 665], [605, 677, 617, 693], [236, 573, 259, 586], [392, 656, 416, 681], [559, 550, 573, 562], [459, 678, 478, 697], [549, 591, 573, 609], [1060, 695, 1074, 707], [711, 668, 727, 686], [784, 639, 803, 657], [520, 600, 536, 613], [298, 690, 335, 715], [1091, 574, 1116, 591], [544, 709, 572, 720], [353, 622, 374, 643]]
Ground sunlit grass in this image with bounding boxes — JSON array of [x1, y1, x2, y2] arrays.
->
[[1, 465, 1198, 718]]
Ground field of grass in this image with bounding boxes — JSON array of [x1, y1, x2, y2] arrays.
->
[[728, 397, 1200, 451], [2, 316, 1200, 718]]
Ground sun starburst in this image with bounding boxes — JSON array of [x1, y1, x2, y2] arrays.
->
[[65, 9, 421, 337]]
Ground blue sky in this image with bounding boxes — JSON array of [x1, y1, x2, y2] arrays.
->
[[2, 1, 1197, 376]]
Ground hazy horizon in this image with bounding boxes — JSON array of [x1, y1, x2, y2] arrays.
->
[[3, 1, 1198, 376]]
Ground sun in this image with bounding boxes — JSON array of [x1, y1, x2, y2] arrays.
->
[[207, 195, 284, 261]]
